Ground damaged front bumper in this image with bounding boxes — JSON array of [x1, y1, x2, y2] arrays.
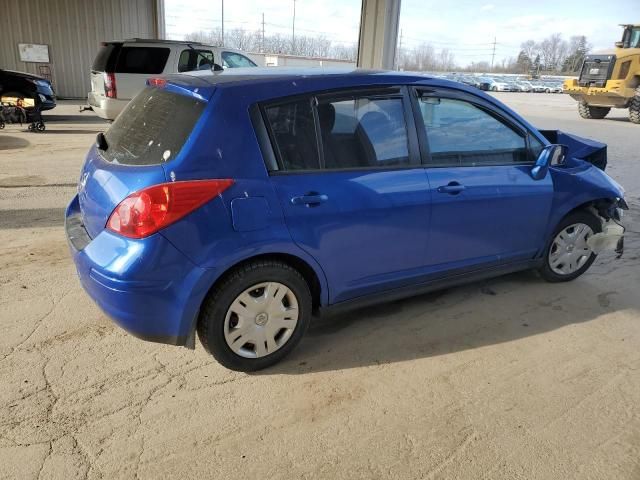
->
[[588, 199, 628, 258]]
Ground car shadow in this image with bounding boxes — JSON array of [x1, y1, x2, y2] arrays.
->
[[45, 114, 109, 124], [41, 129, 104, 134], [255, 268, 636, 375], [0, 135, 30, 151], [0, 207, 66, 229]]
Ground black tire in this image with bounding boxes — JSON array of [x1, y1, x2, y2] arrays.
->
[[197, 260, 312, 371], [491, 86, 497, 92], [538, 210, 602, 283], [629, 86, 640, 124], [578, 100, 610, 119]]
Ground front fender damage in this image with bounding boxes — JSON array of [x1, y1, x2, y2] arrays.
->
[[587, 198, 628, 258]]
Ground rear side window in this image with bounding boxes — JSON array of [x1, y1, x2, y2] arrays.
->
[[265, 100, 319, 170], [101, 87, 205, 166], [92, 43, 122, 71], [318, 95, 410, 168], [114, 47, 170, 74], [178, 49, 215, 72]]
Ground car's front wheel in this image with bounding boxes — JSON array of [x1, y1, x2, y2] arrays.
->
[[538, 211, 601, 283], [197, 260, 312, 371]]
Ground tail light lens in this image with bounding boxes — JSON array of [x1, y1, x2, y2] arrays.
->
[[107, 180, 234, 239], [104, 72, 117, 98]]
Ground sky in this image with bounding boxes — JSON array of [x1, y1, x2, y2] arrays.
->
[[165, 0, 640, 66]]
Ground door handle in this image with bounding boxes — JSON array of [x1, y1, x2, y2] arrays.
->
[[290, 193, 329, 206], [437, 182, 466, 195]]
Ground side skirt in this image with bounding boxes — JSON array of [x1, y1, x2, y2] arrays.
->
[[317, 259, 542, 317]]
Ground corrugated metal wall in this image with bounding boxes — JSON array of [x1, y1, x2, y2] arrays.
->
[[0, 0, 159, 98]]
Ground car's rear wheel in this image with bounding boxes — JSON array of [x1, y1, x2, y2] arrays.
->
[[538, 211, 601, 283], [578, 101, 610, 119], [197, 260, 312, 371]]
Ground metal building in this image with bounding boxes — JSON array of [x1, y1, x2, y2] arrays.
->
[[0, 0, 400, 99], [0, 0, 165, 98]]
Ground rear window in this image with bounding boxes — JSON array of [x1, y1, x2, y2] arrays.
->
[[92, 43, 122, 71], [114, 47, 170, 74], [101, 87, 205, 166]]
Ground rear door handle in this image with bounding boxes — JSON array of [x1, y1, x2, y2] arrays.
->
[[437, 182, 466, 195], [290, 193, 328, 206]]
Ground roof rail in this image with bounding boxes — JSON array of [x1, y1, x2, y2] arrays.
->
[[124, 38, 206, 45]]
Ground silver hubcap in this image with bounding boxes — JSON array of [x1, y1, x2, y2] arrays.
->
[[224, 282, 299, 359], [549, 223, 594, 275]]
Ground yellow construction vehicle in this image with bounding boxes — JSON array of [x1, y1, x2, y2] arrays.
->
[[564, 24, 640, 123]]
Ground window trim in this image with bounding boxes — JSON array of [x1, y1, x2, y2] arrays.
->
[[257, 86, 421, 175], [409, 86, 539, 168]]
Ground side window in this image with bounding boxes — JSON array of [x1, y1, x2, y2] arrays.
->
[[178, 50, 214, 72], [221, 52, 258, 68], [417, 96, 529, 166], [178, 50, 191, 72], [114, 47, 170, 74], [264, 99, 320, 171], [317, 95, 410, 169], [529, 134, 545, 161]]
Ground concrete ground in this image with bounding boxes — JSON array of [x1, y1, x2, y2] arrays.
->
[[0, 94, 639, 480]]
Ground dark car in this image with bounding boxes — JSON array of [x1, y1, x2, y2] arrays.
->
[[66, 69, 626, 371], [0, 69, 56, 110]]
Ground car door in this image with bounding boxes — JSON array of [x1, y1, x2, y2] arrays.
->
[[412, 87, 553, 272], [263, 87, 432, 303]]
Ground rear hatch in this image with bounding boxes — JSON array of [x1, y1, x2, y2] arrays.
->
[[78, 80, 211, 238], [90, 42, 122, 104]]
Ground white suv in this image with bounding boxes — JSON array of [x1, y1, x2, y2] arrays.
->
[[88, 38, 258, 120]]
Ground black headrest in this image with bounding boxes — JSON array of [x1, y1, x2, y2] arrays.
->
[[317, 103, 335, 133]]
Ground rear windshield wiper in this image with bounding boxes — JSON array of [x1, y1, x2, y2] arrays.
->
[[96, 132, 108, 151]]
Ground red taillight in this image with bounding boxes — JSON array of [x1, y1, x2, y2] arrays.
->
[[104, 72, 117, 98], [147, 78, 167, 88], [106, 180, 234, 239]]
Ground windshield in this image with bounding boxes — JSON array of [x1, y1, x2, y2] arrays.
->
[[101, 87, 205, 166], [630, 28, 640, 48]]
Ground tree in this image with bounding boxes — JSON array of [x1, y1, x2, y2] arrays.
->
[[516, 50, 531, 74], [562, 35, 591, 72]]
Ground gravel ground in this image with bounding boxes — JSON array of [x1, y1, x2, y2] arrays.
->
[[0, 93, 639, 480]]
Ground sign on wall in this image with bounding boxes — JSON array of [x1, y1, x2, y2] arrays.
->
[[18, 43, 50, 63]]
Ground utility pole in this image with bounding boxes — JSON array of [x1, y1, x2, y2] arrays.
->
[[490, 36, 496, 71], [221, 0, 225, 46], [396, 29, 403, 70], [292, 0, 296, 54], [261, 13, 265, 53]]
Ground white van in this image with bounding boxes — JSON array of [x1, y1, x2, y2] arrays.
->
[[88, 38, 258, 120]]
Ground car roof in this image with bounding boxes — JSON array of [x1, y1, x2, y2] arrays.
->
[[179, 67, 433, 87]]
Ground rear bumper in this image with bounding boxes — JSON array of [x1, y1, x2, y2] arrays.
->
[[87, 92, 129, 120], [65, 194, 216, 346]]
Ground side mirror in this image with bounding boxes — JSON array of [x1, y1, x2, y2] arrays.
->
[[615, 41, 624, 48], [531, 144, 567, 180]]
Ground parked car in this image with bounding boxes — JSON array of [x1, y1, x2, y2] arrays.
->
[[530, 82, 547, 93], [544, 83, 563, 93], [87, 38, 258, 120], [66, 69, 627, 371], [489, 79, 511, 91], [0, 69, 56, 110]]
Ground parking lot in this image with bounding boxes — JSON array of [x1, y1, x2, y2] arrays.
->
[[1, 93, 639, 479]]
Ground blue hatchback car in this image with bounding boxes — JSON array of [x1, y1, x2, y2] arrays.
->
[[66, 68, 627, 371]]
